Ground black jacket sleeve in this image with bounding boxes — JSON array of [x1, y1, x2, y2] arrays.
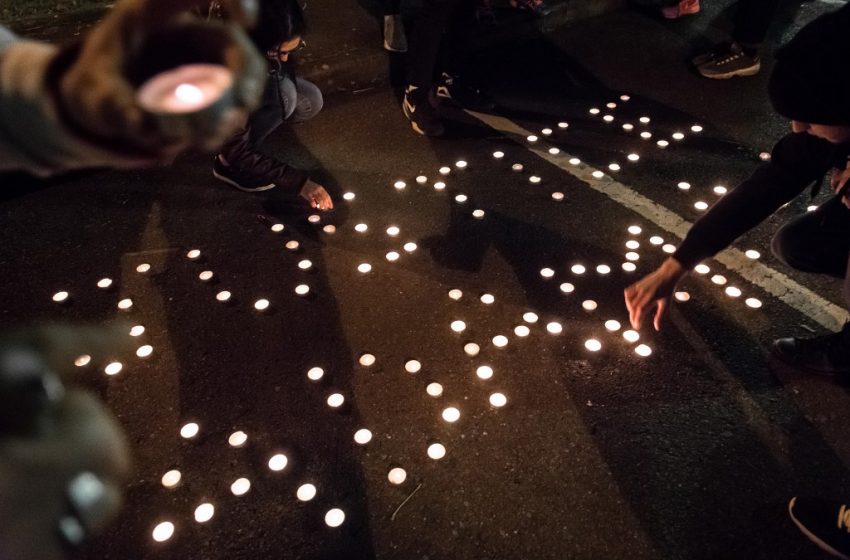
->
[[673, 133, 838, 268]]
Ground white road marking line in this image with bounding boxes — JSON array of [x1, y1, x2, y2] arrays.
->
[[467, 110, 849, 332]]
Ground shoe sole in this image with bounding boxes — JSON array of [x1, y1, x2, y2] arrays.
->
[[213, 169, 276, 192], [698, 63, 761, 79], [788, 498, 850, 560]]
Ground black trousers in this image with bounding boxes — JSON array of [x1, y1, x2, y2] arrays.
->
[[733, 0, 781, 46], [381, 0, 402, 15], [771, 195, 850, 308], [407, 0, 478, 89]]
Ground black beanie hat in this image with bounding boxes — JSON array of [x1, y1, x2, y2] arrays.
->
[[768, 3, 850, 126]]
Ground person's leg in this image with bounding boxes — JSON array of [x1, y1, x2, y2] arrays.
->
[[381, 0, 402, 15], [733, 0, 782, 49], [289, 78, 324, 123], [383, 0, 407, 52]]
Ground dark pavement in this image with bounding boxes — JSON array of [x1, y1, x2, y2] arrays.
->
[[3, 1, 850, 559]]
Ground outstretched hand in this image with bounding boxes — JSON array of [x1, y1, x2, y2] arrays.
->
[[624, 257, 687, 331]]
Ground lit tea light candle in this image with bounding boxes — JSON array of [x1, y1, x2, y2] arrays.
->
[[386, 251, 400, 262], [546, 322, 563, 334], [514, 325, 530, 337], [354, 223, 368, 233], [343, 192, 356, 201], [187, 249, 202, 261], [560, 282, 575, 293], [711, 274, 727, 285], [523, 312, 539, 323], [713, 185, 727, 195], [606, 102, 617, 109], [152, 521, 174, 543], [464, 343, 480, 356], [442, 407, 461, 423], [552, 192, 565, 201], [640, 132, 652, 139], [297, 483, 316, 502], [449, 289, 463, 300], [136, 345, 153, 358], [455, 194, 468, 203], [725, 286, 742, 298], [627, 153, 640, 162], [440, 166, 451, 175], [628, 225, 642, 235], [323, 225, 336, 234], [694, 264, 710, 274], [180, 422, 199, 439], [672, 132, 685, 140], [597, 264, 611, 274], [231, 478, 250, 496], [388, 468, 407, 485], [489, 392, 507, 408], [529, 175, 542, 184], [74, 355, 91, 367], [527, 135, 538, 143], [589, 108, 600, 115], [623, 123, 634, 131], [691, 125, 703, 133], [476, 365, 494, 379], [307, 367, 324, 381], [472, 209, 486, 219], [511, 163, 524, 172], [327, 393, 345, 408], [228, 430, 248, 447], [635, 344, 652, 357], [759, 152, 772, 161], [603, 115, 615, 123], [657, 140, 669, 148], [394, 180, 406, 190], [295, 284, 310, 296], [254, 299, 270, 311], [548, 147, 560, 155], [493, 151, 505, 159], [625, 252, 640, 261], [194, 503, 215, 523], [662, 244, 676, 254], [608, 163, 620, 171], [161, 469, 181, 489], [307, 214, 321, 224], [216, 290, 231, 302], [450, 320, 466, 333], [104, 362, 123, 376], [622, 262, 637, 272], [620, 94, 631, 101], [455, 160, 468, 169], [492, 335, 509, 348], [649, 236, 664, 245], [585, 339, 602, 352], [639, 116, 650, 124], [97, 278, 113, 289], [354, 429, 372, 445], [694, 201, 708, 210], [745, 250, 761, 259], [403, 242, 418, 252], [199, 270, 214, 282], [582, 300, 598, 312], [405, 360, 422, 373], [427, 382, 444, 397], [623, 330, 639, 343], [117, 298, 133, 310], [677, 182, 691, 191], [745, 297, 762, 308], [569, 158, 581, 165], [808, 205, 818, 212], [434, 181, 446, 190], [592, 171, 605, 179], [359, 353, 376, 367], [558, 122, 569, 128], [605, 320, 621, 332], [480, 293, 495, 304], [386, 226, 400, 237], [416, 175, 427, 184], [540, 267, 555, 278], [626, 240, 640, 249], [325, 509, 346, 528], [53, 291, 69, 303], [357, 263, 372, 273], [285, 240, 300, 251], [428, 443, 447, 459], [674, 291, 690, 302], [136, 263, 151, 273]]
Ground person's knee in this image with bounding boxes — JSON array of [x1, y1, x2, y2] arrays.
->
[[293, 79, 323, 121]]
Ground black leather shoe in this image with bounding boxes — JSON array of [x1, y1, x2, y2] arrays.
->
[[771, 324, 850, 375]]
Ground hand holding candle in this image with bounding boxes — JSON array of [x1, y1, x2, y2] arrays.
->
[[624, 257, 687, 331]]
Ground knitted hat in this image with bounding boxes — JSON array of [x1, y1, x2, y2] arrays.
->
[[768, 3, 850, 125]]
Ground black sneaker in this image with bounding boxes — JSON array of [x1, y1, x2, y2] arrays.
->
[[435, 73, 496, 111], [691, 42, 734, 67], [771, 323, 850, 375], [213, 154, 278, 192], [403, 85, 445, 136], [696, 42, 760, 79], [789, 497, 850, 559]]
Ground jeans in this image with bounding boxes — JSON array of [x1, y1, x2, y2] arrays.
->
[[222, 74, 323, 163], [771, 195, 850, 308]]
